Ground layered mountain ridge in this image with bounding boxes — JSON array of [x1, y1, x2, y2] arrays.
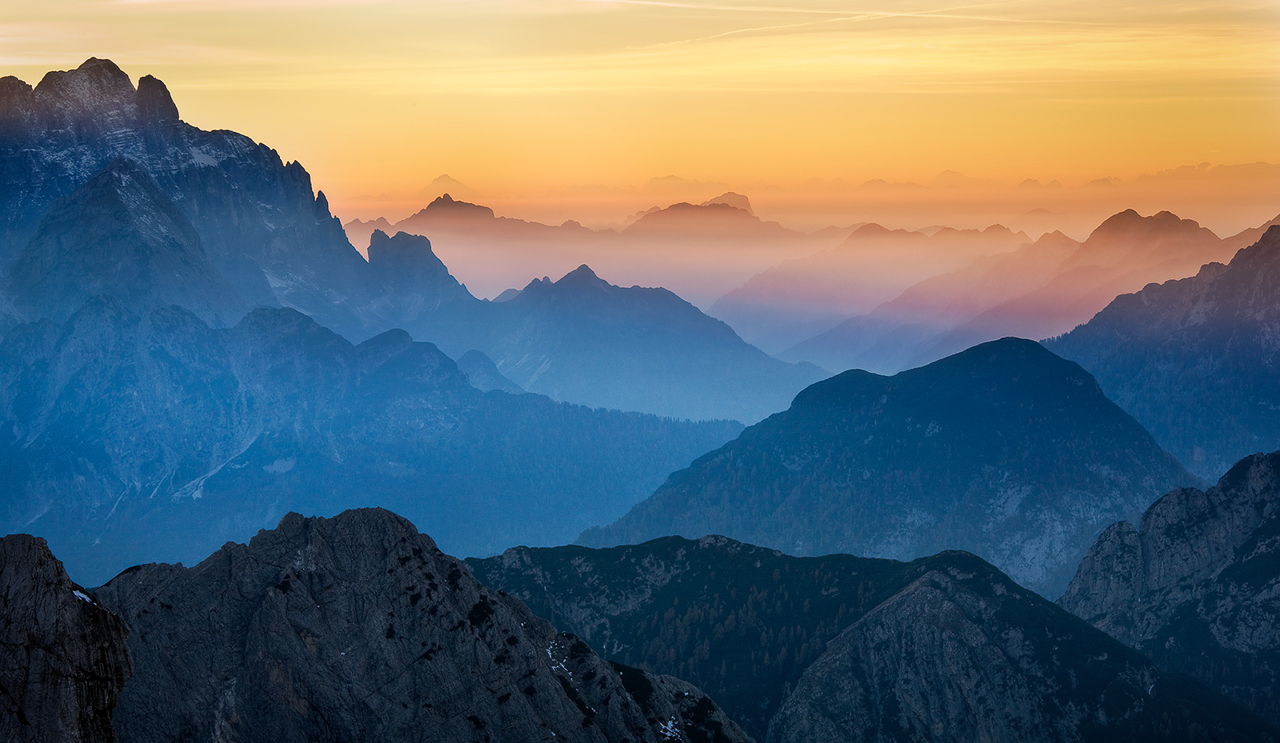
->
[[581, 338, 1199, 595], [0, 298, 738, 585]]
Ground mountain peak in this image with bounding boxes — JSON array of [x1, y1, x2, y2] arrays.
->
[[33, 58, 138, 129], [701, 191, 754, 214], [557, 264, 605, 286], [136, 74, 178, 124], [422, 193, 495, 220]]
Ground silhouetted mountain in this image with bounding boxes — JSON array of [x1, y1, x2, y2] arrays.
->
[[471, 536, 1273, 743], [1046, 226, 1280, 478], [0, 300, 739, 585], [712, 224, 1030, 353], [475, 265, 826, 422], [94, 509, 752, 743], [0, 59, 379, 338], [8, 158, 248, 328], [1, 534, 132, 743], [1061, 450, 1280, 729], [580, 338, 1198, 595], [924, 209, 1241, 363], [782, 230, 1079, 373], [624, 201, 795, 240]]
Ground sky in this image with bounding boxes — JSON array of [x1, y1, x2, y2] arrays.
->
[[3, 0, 1279, 230]]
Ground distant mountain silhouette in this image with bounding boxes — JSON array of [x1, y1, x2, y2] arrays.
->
[[919, 209, 1243, 363], [581, 338, 1198, 595], [712, 223, 1031, 353], [474, 264, 827, 422], [781, 230, 1079, 373], [1046, 225, 1280, 478]]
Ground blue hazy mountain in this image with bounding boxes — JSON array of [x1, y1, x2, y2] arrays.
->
[[0, 59, 822, 424], [471, 535, 1274, 743], [1061, 449, 1280, 730], [472, 265, 827, 422], [580, 338, 1198, 595], [0, 58, 379, 339], [8, 158, 248, 328], [1046, 226, 1280, 479], [0, 299, 739, 585]]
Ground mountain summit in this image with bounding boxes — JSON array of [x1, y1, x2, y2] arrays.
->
[[582, 338, 1198, 594]]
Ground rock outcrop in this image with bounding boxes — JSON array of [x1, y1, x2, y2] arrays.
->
[[581, 337, 1198, 595], [0, 534, 132, 743], [95, 509, 752, 743], [1060, 450, 1280, 727], [768, 552, 1275, 743]]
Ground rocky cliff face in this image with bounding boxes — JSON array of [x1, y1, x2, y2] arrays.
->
[[1060, 450, 1280, 727], [8, 158, 248, 328], [768, 552, 1274, 743], [94, 508, 752, 743], [0, 534, 132, 743], [581, 337, 1198, 595], [1046, 225, 1280, 479], [0, 58, 378, 338]]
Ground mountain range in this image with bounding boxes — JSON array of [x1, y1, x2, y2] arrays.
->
[[1047, 225, 1280, 478], [0, 296, 738, 585], [471, 530, 1275, 742], [8, 506, 1276, 743], [346, 191, 837, 309], [0, 58, 822, 424], [780, 209, 1275, 375], [580, 338, 1199, 595], [710, 223, 1032, 353]]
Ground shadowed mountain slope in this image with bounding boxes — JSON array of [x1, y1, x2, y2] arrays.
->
[[579, 338, 1198, 595], [0, 300, 739, 585], [95, 509, 753, 743], [470, 536, 1275, 743], [1046, 225, 1280, 479], [1061, 450, 1280, 728]]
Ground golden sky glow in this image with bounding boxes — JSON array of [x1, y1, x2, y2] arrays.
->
[[3, 0, 1279, 227]]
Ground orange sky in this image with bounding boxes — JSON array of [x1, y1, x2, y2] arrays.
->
[[4, 0, 1279, 231]]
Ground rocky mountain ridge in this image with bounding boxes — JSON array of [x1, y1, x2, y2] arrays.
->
[[1060, 449, 1280, 727]]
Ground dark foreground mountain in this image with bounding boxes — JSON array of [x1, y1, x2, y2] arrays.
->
[[90, 509, 752, 743], [470, 536, 1274, 743], [0, 534, 131, 743], [580, 338, 1198, 595], [1046, 225, 1280, 479], [0, 300, 738, 585], [1060, 450, 1280, 729]]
